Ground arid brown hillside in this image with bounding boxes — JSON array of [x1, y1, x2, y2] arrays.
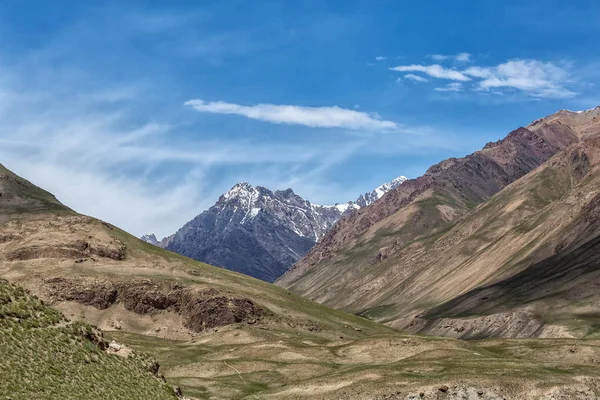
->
[[278, 107, 600, 339], [3, 162, 600, 398]]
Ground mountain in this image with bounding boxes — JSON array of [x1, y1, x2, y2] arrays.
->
[[2, 162, 600, 399], [140, 233, 160, 246], [146, 176, 406, 282], [278, 107, 600, 339]]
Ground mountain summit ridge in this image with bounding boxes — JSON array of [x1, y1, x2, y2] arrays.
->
[[143, 176, 406, 281]]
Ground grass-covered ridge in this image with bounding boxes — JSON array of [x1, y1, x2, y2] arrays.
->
[[0, 163, 72, 215], [0, 279, 177, 400]]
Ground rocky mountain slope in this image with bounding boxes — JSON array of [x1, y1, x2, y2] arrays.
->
[[146, 177, 406, 282], [278, 107, 600, 339], [3, 163, 600, 398]]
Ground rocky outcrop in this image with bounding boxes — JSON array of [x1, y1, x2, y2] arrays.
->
[[4, 239, 125, 262], [374, 384, 600, 400], [43, 277, 264, 332], [375, 386, 505, 400], [181, 296, 260, 332]]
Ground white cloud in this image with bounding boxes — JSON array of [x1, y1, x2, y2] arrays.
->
[[429, 52, 471, 62], [434, 82, 463, 92], [464, 59, 575, 98], [430, 54, 448, 62], [184, 100, 400, 131], [404, 74, 428, 82], [0, 92, 367, 237], [375, 56, 387, 60], [389, 64, 471, 81], [455, 52, 471, 62], [392, 57, 577, 99]]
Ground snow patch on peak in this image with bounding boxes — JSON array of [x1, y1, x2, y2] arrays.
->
[[376, 176, 407, 192], [334, 202, 359, 213], [314, 202, 359, 214], [565, 106, 600, 114], [223, 182, 258, 200], [356, 175, 407, 207]]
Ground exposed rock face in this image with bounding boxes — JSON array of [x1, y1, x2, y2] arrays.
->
[[181, 296, 260, 332], [146, 177, 406, 282], [3, 238, 125, 262], [43, 277, 264, 332], [374, 385, 598, 400]]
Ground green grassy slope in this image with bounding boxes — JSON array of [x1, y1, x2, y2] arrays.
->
[[0, 163, 72, 215], [0, 279, 177, 400]]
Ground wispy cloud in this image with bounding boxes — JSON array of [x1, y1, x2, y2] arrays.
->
[[463, 60, 575, 98], [375, 56, 387, 60], [0, 88, 361, 236], [0, 47, 372, 238], [389, 64, 471, 81], [429, 52, 471, 63], [434, 82, 463, 92], [404, 73, 428, 82], [184, 100, 400, 131], [391, 57, 577, 99]]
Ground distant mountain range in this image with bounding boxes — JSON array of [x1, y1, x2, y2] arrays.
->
[[142, 176, 406, 282]]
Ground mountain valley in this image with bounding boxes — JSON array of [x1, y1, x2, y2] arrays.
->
[[3, 146, 600, 398]]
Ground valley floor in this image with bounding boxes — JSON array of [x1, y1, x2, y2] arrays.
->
[[107, 325, 600, 399]]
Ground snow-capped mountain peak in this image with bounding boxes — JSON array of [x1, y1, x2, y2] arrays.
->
[[355, 175, 407, 207], [141, 174, 406, 282], [221, 182, 259, 201], [140, 233, 160, 246]]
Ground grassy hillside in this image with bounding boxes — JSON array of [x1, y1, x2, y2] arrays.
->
[[0, 163, 72, 216], [0, 279, 176, 400]]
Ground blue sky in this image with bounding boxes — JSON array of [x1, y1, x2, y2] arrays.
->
[[0, 0, 599, 237]]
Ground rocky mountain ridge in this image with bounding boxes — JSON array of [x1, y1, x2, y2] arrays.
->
[[278, 107, 600, 339], [143, 176, 406, 282]]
